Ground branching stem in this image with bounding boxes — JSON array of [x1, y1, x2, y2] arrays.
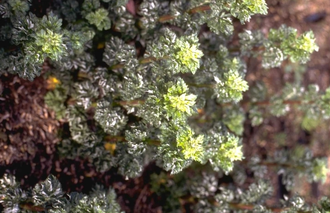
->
[[158, 4, 211, 23], [221, 99, 315, 110], [117, 99, 145, 106], [104, 134, 160, 145], [187, 83, 216, 88], [111, 56, 170, 70]]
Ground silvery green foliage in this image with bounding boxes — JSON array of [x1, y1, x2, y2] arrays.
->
[[103, 36, 137, 68], [150, 169, 325, 213], [0, 2, 93, 80], [81, 0, 101, 17], [231, 165, 247, 185], [0, 174, 65, 212], [223, 106, 245, 135], [2, 2, 330, 212], [86, 8, 111, 31], [114, 13, 138, 39], [107, 0, 127, 10], [81, 0, 128, 34], [262, 83, 330, 127], [203, 123, 243, 173], [93, 67, 117, 96], [94, 100, 128, 135], [167, 0, 200, 34], [319, 197, 330, 211], [281, 83, 303, 100], [239, 180, 273, 204], [249, 146, 328, 190], [125, 124, 149, 155], [136, 91, 164, 128], [138, 0, 161, 35], [0, 174, 27, 213], [214, 49, 248, 103], [65, 106, 92, 144], [147, 28, 203, 75], [194, 200, 220, 213], [310, 87, 330, 119], [228, 0, 268, 23], [190, 0, 267, 36], [249, 107, 263, 127], [74, 80, 99, 110], [239, 30, 265, 56], [205, 11, 233, 36], [0, 174, 123, 213], [116, 143, 146, 178], [32, 175, 65, 209], [7, 0, 29, 16], [121, 69, 147, 101], [58, 106, 149, 177], [239, 25, 318, 68], [57, 134, 118, 173], [62, 187, 124, 213], [157, 129, 193, 174], [200, 3, 234, 36], [59, 0, 79, 22], [2, 0, 322, 183], [239, 78, 330, 130], [192, 56, 219, 85], [262, 47, 284, 68], [105, 0, 136, 39], [199, 31, 227, 52], [188, 172, 218, 198], [269, 96, 290, 117], [107, 0, 128, 19], [249, 156, 268, 179], [55, 51, 95, 73]]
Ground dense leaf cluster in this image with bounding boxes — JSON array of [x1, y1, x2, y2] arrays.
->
[[0, 174, 123, 213]]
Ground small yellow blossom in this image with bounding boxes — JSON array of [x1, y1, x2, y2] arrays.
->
[[104, 143, 116, 156], [46, 76, 61, 90]]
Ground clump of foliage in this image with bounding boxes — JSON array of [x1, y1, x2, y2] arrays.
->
[[0, 0, 328, 212], [149, 168, 330, 212], [0, 174, 123, 212]]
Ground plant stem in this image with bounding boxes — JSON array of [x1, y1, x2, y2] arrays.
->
[[20, 202, 45, 212], [103, 135, 125, 143], [158, 4, 211, 23], [110, 63, 124, 70], [187, 193, 309, 213], [257, 160, 305, 171], [221, 99, 315, 110], [159, 14, 177, 23], [140, 56, 158, 64], [187, 83, 216, 88], [111, 56, 170, 70], [188, 4, 211, 14], [104, 134, 160, 145], [117, 99, 145, 106], [228, 202, 296, 213]]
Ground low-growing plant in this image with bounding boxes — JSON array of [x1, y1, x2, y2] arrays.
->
[[0, 174, 123, 212], [0, 0, 328, 212]]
